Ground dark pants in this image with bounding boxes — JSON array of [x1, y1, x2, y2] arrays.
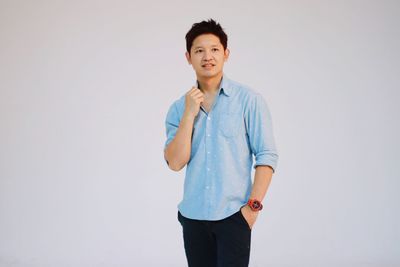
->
[[178, 210, 251, 267]]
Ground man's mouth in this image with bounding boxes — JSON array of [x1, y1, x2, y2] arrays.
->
[[202, 63, 215, 68]]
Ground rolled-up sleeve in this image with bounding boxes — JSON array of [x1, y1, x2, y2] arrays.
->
[[164, 103, 179, 165], [245, 93, 279, 172], [164, 102, 180, 164]]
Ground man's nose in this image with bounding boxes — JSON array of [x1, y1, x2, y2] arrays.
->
[[203, 50, 213, 60]]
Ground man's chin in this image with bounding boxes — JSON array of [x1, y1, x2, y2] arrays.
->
[[196, 70, 222, 79]]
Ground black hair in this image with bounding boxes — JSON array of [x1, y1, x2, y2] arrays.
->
[[185, 18, 228, 54]]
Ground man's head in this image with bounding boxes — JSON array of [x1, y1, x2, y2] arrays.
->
[[185, 19, 230, 80], [185, 19, 228, 54]]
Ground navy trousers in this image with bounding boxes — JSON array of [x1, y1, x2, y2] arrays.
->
[[178, 210, 251, 267]]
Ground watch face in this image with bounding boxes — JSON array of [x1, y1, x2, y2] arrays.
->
[[252, 201, 261, 209]]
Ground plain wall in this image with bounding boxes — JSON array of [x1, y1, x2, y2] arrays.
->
[[0, 0, 399, 266]]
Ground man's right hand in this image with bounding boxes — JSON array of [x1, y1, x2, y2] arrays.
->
[[184, 87, 204, 119]]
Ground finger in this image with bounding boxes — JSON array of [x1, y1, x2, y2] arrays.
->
[[193, 94, 204, 102], [190, 91, 203, 99], [190, 88, 201, 96], [187, 87, 198, 94], [190, 86, 199, 91]]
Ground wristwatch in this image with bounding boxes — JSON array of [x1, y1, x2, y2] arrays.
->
[[247, 199, 263, 211]]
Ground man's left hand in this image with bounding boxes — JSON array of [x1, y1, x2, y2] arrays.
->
[[240, 205, 259, 229]]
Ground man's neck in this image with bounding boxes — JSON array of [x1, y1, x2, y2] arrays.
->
[[197, 73, 223, 95]]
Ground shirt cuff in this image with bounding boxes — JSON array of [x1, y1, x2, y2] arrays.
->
[[253, 152, 279, 173]]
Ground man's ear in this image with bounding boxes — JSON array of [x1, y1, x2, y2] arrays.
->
[[224, 48, 230, 62], [185, 51, 192, 65]]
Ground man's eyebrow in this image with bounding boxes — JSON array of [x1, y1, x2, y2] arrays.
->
[[193, 45, 220, 49]]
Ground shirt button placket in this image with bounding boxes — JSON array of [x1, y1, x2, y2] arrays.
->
[[205, 114, 213, 215]]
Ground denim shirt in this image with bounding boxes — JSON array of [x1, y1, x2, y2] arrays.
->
[[164, 73, 279, 220]]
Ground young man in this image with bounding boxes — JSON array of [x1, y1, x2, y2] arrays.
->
[[164, 19, 279, 267]]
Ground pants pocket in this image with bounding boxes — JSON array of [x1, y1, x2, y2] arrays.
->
[[238, 209, 252, 231]]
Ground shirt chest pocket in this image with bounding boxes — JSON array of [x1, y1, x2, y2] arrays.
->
[[218, 112, 243, 138]]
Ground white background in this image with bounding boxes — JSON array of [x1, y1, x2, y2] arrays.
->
[[0, 0, 399, 266]]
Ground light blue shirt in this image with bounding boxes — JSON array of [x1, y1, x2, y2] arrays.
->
[[164, 73, 279, 220]]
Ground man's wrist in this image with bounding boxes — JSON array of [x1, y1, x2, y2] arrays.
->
[[247, 199, 263, 211], [182, 114, 196, 124], [242, 204, 258, 213], [180, 112, 196, 125]]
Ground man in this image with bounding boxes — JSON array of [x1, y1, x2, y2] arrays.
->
[[164, 19, 279, 267]]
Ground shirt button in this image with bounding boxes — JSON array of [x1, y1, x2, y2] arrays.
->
[[207, 168, 210, 171], [207, 134, 211, 137], [207, 151, 210, 154], [206, 186, 210, 189], [207, 117, 211, 120]]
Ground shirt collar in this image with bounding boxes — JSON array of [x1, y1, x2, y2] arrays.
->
[[195, 73, 231, 97]]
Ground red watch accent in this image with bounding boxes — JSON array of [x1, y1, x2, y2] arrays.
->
[[247, 199, 263, 211]]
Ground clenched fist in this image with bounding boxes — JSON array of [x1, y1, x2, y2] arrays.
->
[[184, 87, 204, 119]]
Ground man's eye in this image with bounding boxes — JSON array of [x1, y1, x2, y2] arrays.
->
[[195, 50, 203, 53], [212, 48, 219, 51]]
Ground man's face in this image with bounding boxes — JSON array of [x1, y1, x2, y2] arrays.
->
[[185, 33, 230, 80]]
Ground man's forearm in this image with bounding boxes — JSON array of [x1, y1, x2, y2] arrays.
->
[[164, 114, 195, 171], [249, 165, 274, 202], [240, 165, 274, 228]]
